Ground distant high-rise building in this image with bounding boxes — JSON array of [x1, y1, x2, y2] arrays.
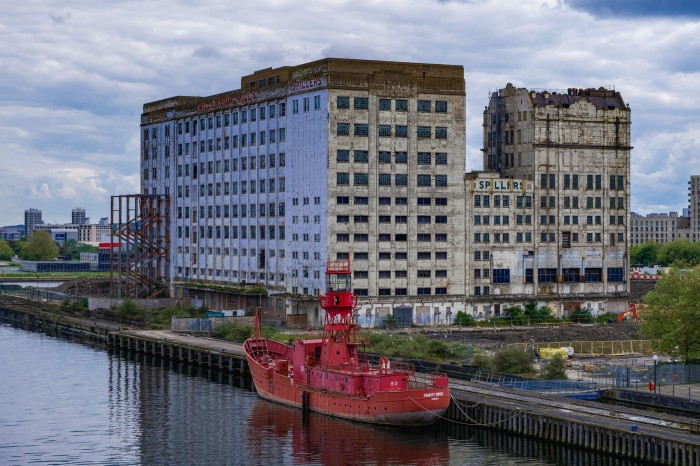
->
[[630, 211, 690, 245], [72, 207, 87, 225], [24, 208, 42, 235]]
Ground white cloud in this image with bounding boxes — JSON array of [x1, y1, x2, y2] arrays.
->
[[0, 0, 699, 225]]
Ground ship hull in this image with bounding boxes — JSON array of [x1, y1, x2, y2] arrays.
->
[[244, 338, 450, 426]]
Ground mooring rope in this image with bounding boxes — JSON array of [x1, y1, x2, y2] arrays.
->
[[407, 395, 525, 427]]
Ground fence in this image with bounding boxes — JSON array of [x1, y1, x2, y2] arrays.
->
[[170, 316, 255, 334], [511, 340, 654, 356], [0, 288, 81, 306]]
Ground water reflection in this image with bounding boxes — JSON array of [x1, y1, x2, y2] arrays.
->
[[247, 399, 449, 465]]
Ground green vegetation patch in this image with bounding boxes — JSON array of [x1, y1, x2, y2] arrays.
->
[[362, 332, 467, 362]]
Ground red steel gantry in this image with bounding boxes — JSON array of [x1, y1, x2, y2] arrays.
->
[[110, 194, 170, 299]]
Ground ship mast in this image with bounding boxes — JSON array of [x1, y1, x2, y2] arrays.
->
[[318, 259, 359, 367]]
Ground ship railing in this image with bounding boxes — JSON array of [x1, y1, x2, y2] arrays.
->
[[245, 337, 271, 361], [408, 371, 449, 390]]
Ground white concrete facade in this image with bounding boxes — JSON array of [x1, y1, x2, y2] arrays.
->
[[141, 59, 466, 326], [474, 84, 632, 317]]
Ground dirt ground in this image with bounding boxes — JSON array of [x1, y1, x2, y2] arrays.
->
[[396, 323, 642, 351], [54, 277, 112, 297]]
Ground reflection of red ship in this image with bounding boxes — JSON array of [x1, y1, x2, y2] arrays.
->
[[247, 398, 450, 465], [244, 259, 450, 426]]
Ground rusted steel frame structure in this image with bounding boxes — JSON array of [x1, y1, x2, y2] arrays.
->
[[110, 195, 170, 299]]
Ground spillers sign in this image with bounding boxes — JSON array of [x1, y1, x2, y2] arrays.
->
[[472, 178, 527, 192], [287, 76, 326, 94]]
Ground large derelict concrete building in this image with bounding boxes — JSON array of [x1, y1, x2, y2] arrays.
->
[[473, 84, 631, 317], [141, 58, 466, 325]]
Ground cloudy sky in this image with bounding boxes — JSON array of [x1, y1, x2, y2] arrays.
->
[[1, 0, 699, 227]]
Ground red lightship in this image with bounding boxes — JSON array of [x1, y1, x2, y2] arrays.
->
[[244, 259, 450, 426]]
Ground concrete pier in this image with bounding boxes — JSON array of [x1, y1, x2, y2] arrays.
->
[[447, 380, 700, 465], [108, 330, 248, 375]]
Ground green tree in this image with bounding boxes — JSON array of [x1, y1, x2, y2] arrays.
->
[[630, 242, 660, 266], [60, 239, 80, 259], [20, 231, 59, 261], [0, 240, 12, 260], [493, 346, 533, 374], [470, 353, 492, 370], [60, 239, 98, 260], [383, 314, 398, 329], [657, 239, 700, 267], [540, 354, 568, 379], [504, 305, 527, 325], [523, 301, 554, 323], [640, 267, 700, 362]]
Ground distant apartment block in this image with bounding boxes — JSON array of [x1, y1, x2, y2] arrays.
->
[[33, 223, 112, 244], [690, 175, 700, 240], [630, 211, 690, 245], [72, 207, 88, 225], [24, 208, 42, 235]]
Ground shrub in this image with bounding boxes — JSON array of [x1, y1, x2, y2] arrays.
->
[[116, 299, 145, 320], [454, 311, 475, 326], [471, 353, 492, 370], [568, 308, 594, 324], [540, 354, 568, 379], [215, 322, 253, 342], [493, 346, 533, 374], [383, 314, 398, 329], [596, 312, 619, 324]]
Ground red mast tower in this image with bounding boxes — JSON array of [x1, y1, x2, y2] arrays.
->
[[318, 259, 360, 368]]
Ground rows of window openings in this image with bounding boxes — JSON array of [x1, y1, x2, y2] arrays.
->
[[473, 230, 624, 245], [336, 233, 449, 242], [170, 103, 286, 135], [177, 246, 296, 261], [149, 153, 287, 183], [336, 251, 449, 261], [176, 178, 286, 198], [336, 150, 448, 165], [352, 270, 448, 279], [349, 288, 448, 297], [337, 123, 448, 139], [340, 215, 447, 224], [334, 196, 448, 207], [171, 127, 286, 156], [176, 153, 285, 176], [175, 267, 287, 285], [291, 95, 322, 114], [176, 224, 289, 241], [473, 194, 625, 212], [538, 174, 626, 191], [336, 96, 448, 113], [144, 104, 288, 157], [176, 202, 289, 221], [337, 173, 447, 187], [472, 266, 625, 288]]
